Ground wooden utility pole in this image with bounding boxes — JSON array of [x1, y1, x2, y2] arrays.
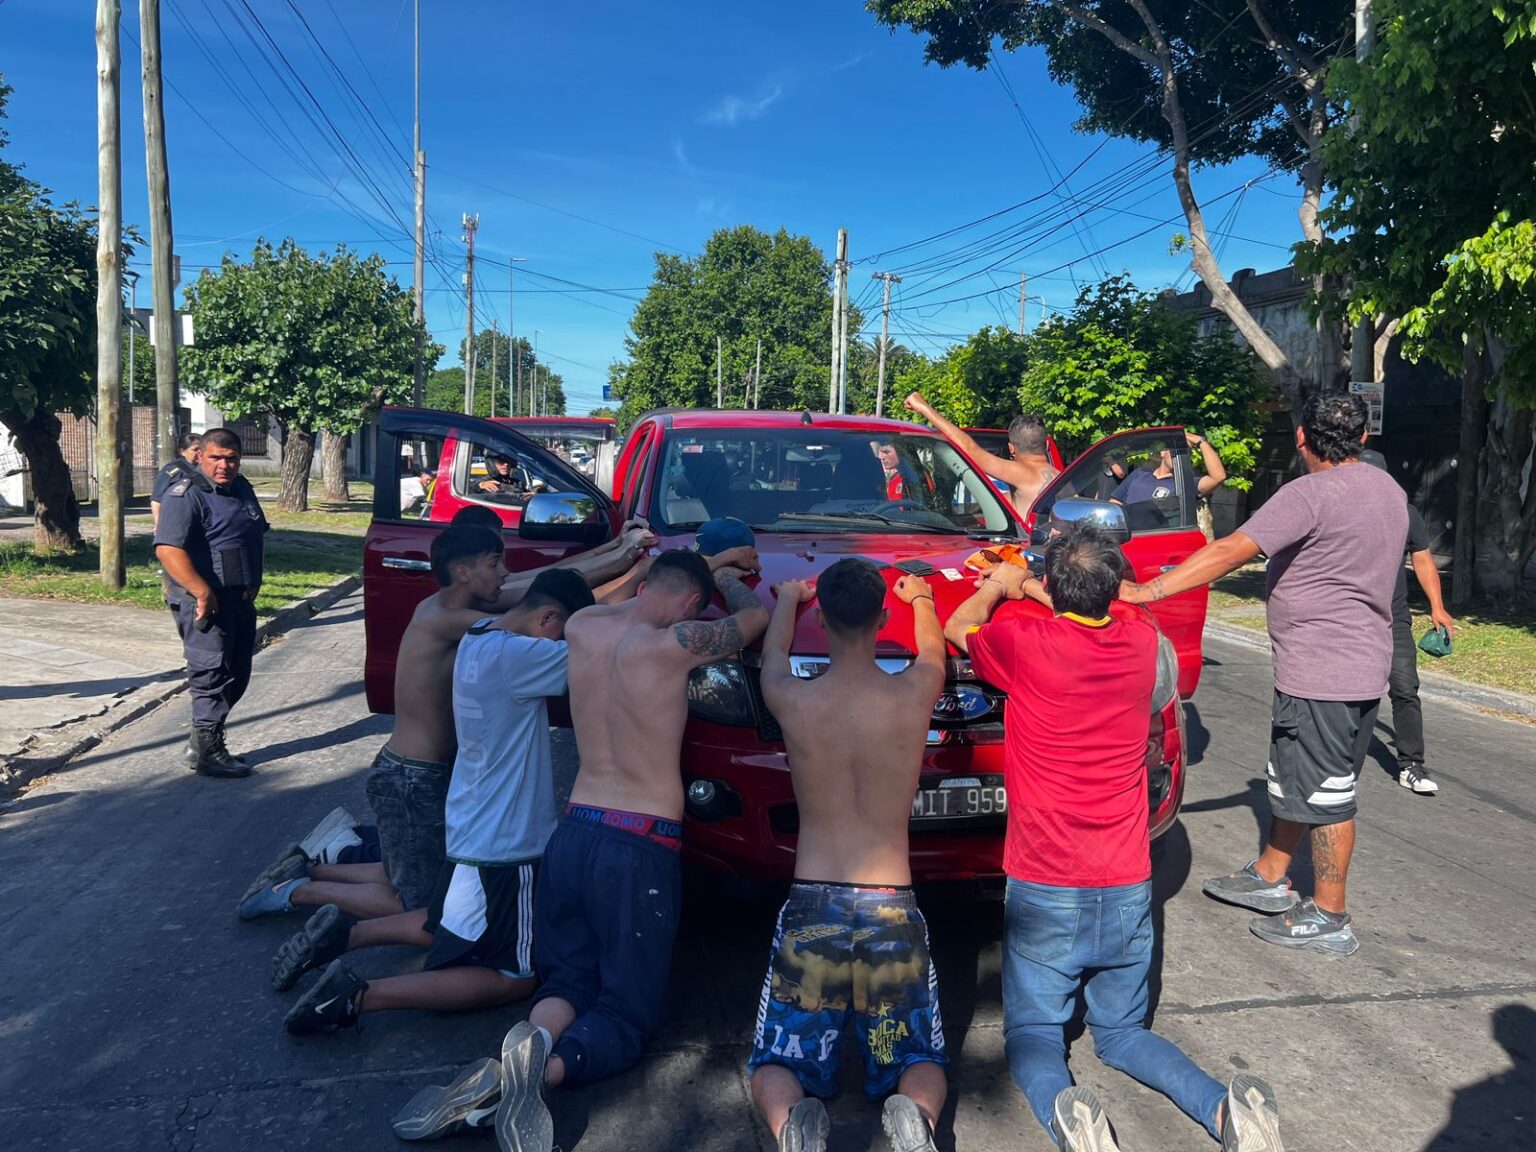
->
[[1349, 0, 1376, 389], [754, 338, 762, 409], [716, 335, 723, 409], [412, 0, 426, 406], [836, 236, 851, 414], [1018, 270, 1027, 336], [872, 272, 901, 417], [140, 0, 177, 464], [489, 320, 499, 417], [461, 213, 477, 414], [829, 228, 846, 412], [96, 0, 125, 588]]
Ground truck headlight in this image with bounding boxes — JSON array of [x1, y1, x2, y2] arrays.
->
[[686, 659, 756, 726], [1151, 635, 1179, 712]]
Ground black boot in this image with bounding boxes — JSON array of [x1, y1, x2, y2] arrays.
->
[[183, 732, 201, 771], [189, 726, 251, 779], [214, 724, 252, 769]]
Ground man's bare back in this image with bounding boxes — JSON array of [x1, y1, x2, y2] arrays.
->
[[761, 572, 946, 887], [566, 552, 768, 821], [387, 592, 492, 763]]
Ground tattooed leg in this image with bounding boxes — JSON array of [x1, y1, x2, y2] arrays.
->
[[1310, 819, 1355, 914]]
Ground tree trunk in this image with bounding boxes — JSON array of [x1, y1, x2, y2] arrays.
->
[[1451, 346, 1488, 609], [277, 425, 315, 513], [321, 431, 350, 504], [1, 407, 84, 553], [1471, 396, 1536, 600]]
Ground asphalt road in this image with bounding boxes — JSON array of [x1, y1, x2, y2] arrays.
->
[[2, 592, 1533, 1152]]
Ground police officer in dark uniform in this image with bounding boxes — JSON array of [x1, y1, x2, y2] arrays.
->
[[153, 427, 268, 778], [150, 431, 203, 528]]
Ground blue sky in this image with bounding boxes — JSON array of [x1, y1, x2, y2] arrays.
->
[[2, 0, 1300, 414]]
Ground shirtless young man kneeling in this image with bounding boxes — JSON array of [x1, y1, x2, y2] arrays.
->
[[492, 547, 768, 1152], [238, 515, 656, 924], [749, 560, 949, 1152]]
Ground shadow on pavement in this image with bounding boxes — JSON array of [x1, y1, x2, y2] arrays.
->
[[1183, 702, 1211, 767], [1148, 820, 1193, 1022], [1422, 1003, 1536, 1151]]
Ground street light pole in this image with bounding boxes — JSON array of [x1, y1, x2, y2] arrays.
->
[[532, 330, 542, 417]]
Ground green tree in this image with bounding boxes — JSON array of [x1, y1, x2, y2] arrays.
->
[[894, 327, 1033, 429], [1303, 0, 1536, 598], [587, 405, 618, 421], [1019, 277, 1267, 485], [0, 76, 97, 552], [181, 239, 429, 512], [866, 0, 1354, 402], [613, 226, 854, 424]]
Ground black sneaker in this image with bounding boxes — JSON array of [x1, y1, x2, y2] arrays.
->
[[283, 959, 366, 1035], [1220, 1074, 1284, 1151], [1052, 1087, 1122, 1152], [1248, 898, 1359, 956], [272, 903, 354, 991], [881, 1094, 935, 1152], [1202, 860, 1296, 913], [393, 1056, 504, 1141], [495, 1021, 554, 1152], [779, 1097, 829, 1152]]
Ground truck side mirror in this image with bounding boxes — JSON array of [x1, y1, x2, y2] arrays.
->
[[518, 492, 607, 545], [1047, 497, 1131, 546]]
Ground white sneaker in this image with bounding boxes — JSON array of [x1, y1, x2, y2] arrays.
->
[[1398, 766, 1440, 795], [299, 806, 362, 862]]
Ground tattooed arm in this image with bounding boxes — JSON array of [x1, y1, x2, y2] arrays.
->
[[1119, 532, 1260, 603], [670, 570, 770, 669]]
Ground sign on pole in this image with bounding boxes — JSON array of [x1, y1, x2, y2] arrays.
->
[[1349, 380, 1384, 436], [602, 384, 614, 402]]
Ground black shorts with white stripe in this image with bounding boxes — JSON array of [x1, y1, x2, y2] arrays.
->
[[1266, 690, 1380, 826], [424, 859, 539, 980]]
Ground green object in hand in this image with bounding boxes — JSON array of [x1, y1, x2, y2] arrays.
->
[[1418, 626, 1453, 658]]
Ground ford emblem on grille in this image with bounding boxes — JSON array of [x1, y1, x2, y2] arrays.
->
[[932, 685, 993, 722]]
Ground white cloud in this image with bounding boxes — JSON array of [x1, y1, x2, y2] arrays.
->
[[700, 85, 784, 127]]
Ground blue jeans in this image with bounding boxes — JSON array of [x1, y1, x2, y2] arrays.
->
[[1003, 878, 1225, 1141]]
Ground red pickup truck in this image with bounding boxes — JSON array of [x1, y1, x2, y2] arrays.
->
[[363, 407, 1209, 885]]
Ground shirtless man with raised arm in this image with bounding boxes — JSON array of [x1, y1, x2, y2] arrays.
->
[[237, 515, 657, 924], [747, 560, 948, 1152], [492, 546, 768, 1152], [904, 391, 1058, 513]]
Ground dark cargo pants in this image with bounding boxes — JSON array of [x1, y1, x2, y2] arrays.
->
[[171, 593, 257, 728]]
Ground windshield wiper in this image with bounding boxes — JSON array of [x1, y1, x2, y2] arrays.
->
[[775, 511, 954, 534]]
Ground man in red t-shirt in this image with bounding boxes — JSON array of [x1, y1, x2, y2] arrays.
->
[[945, 522, 1283, 1152]]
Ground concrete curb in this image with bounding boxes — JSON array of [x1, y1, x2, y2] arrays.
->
[[0, 573, 361, 794], [1203, 620, 1536, 723]]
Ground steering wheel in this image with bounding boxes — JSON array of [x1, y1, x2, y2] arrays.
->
[[870, 498, 925, 515]]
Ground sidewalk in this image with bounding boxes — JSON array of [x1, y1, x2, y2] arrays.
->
[[0, 598, 185, 766], [0, 574, 360, 792]]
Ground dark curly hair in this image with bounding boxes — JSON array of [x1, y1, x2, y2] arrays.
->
[[1044, 522, 1125, 620], [1300, 393, 1368, 464]]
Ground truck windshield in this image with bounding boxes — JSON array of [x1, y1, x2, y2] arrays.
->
[[650, 427, 1017, 536]]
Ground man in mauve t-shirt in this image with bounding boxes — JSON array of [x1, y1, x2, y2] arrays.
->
[[1122, 393, 1408, 958], [948, 522, 1283, 1152]]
